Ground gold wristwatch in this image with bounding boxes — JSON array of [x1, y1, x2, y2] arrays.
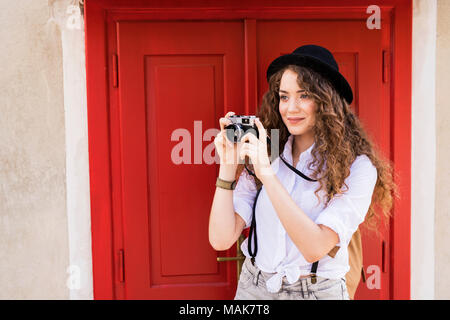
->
[[216, 177, 237, 190]]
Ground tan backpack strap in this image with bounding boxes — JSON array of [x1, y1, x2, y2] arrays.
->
[[327, 245, 340, 258], [346, 228, 364, 299], [361, 265, 366, 283]]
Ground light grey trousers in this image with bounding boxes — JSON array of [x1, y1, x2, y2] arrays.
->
[[234, 257, 350, 300]]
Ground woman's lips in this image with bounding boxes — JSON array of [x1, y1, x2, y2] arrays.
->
[[287, 117, 305, 124]]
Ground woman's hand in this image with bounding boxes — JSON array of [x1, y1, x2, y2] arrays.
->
[[214, 111, 240, 168], [239, 118, 274, 181]]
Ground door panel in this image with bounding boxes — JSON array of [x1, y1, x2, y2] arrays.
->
[[146, 56, 223, 283], [116, 21, 245, 299]]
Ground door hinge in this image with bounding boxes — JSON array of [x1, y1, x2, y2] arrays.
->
[[112, 53, 119, 88], [118, 249, 125, 282], [382, 50, 390, 83]]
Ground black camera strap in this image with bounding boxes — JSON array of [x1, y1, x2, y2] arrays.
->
[[278, 154, 318, 182], [244, 152, 320, 284]]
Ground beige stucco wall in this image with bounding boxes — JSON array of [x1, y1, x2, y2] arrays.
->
[[435, 0, 450, 300], [0, 0, 69, 299]]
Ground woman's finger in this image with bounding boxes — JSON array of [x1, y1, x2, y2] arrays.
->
[[239, 147, 248, 161], [240, 132, 259, 146], [239, 143, 257, 161], [254, 118, 267, 145], [214, 130, 223, 144], [217, 130, 234, 149], [239, 143, 248, 160], [219, 111, 236, 131], [219, 117, 231, 132]]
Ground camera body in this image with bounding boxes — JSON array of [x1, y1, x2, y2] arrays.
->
[[225, 115, 259, 143]]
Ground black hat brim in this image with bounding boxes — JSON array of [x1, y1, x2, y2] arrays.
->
[[266, 54, 353, 105]]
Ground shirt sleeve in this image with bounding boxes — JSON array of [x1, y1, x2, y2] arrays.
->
[[314, 155, 378, 247], [233, 170, 258, 228]]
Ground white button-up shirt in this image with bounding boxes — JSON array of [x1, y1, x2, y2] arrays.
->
[[233, 134, 377, 293]]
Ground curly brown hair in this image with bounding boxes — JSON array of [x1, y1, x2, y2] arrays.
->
[[235, 64, 399, 230]]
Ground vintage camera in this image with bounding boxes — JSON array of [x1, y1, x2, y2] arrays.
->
[[225, 115, 259, 143]]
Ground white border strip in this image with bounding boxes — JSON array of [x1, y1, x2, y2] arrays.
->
[[411, 0, 437, 300], [53, 0, 94, 300]]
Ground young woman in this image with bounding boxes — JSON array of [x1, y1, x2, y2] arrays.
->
[[209, 45, 398, 300]]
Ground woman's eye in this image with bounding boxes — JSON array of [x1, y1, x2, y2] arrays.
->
[[279, 94, 309, 101]]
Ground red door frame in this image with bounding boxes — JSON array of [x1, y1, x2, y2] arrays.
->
[[84, 0, 412, 300]]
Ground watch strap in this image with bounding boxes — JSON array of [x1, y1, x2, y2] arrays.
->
[[216, 177, 236, 190]]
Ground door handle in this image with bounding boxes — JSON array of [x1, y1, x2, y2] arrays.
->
[[217, 256, 245, 262], [216, 235, 246, 278]]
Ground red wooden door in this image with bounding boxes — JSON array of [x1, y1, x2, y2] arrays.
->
[[114, 21, 245, 299]]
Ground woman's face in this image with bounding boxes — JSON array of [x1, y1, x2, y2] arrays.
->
[[278, 69, 318, 137]]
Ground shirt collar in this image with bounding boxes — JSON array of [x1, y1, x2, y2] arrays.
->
[[282, 135, 315, 165]]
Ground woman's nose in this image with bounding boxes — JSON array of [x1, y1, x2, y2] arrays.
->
[[287, 98, 301, 111]]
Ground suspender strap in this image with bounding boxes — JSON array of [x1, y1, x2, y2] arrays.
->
[[310, 261, 319, 284], [311, 260, 319, 273]]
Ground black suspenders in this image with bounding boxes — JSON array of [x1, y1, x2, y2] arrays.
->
[[245, 153, 319, 284]]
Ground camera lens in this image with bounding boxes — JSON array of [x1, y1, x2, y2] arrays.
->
[[225, 124, 244, 143]]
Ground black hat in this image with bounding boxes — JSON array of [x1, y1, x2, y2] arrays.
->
[[266, 44, 353, 104]]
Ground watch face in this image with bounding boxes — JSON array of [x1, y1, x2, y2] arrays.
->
[[231, 180, 237, 189]]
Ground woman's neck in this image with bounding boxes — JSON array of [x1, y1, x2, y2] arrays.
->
[[292, 134, 315, 159]]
